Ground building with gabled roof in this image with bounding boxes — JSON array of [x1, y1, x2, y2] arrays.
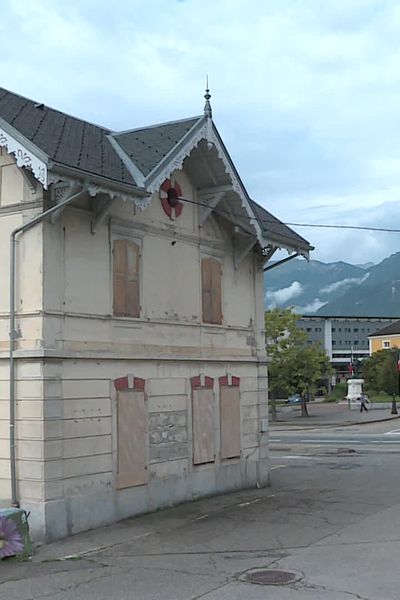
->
[[0, 86, 311, 541], [368, 319, 400, 354]]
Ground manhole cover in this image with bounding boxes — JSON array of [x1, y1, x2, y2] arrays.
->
[[241, 568, 302, 586]]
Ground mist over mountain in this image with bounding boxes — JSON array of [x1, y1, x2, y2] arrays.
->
[[264, 252, 400, 317]]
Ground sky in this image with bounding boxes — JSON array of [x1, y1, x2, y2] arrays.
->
[[2, 0, 400, 265]]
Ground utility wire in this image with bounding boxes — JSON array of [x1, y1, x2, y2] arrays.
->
[[178, 195, 400, 234]]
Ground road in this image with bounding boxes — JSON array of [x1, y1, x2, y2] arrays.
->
[[270, 420, 400, 454], [2, 419, 400, 599]]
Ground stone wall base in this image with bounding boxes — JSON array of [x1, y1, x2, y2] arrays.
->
[[23, 458, 269, 542]]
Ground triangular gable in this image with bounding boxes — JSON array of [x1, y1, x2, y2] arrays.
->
[[110, 112, 312, 259]]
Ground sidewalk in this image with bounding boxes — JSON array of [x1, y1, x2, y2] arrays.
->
[[270, 400, 400, 428], [1, 433, 400, 599]]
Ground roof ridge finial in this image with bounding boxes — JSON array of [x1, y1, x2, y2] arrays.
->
[[204, 76, 212, 119]]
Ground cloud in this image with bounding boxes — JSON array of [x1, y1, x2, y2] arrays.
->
[[1, 1, 400, 264], [320, 273, 369, 293], [293, 299, 328, 314], [265, 281, 303, 307]]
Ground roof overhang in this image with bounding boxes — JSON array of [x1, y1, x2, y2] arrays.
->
[[0, 116, 48, 188]]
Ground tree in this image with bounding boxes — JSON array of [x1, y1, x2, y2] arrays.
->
[[265, 308, 331, 418], [364, 348, 399, 395]]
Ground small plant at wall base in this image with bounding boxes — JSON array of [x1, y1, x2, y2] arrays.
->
[[265, 308, 332, 418]]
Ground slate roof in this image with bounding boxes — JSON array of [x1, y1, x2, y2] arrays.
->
[[0, 87, 137, 186], [113, 117, 201, 177], [369, 320, 400, 337], [0, 87, 312, 254], [250, 199, 312, 253]]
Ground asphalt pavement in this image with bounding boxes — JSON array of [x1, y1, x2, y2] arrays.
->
[[271, 399, 400, 428], [1, 410, 400, 599]]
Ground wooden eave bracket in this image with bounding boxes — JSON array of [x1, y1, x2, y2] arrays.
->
[[50, 182, 82, 224], [234, 230, 256, 269], [198, 187, 230, 225], [91, 196, 115, 234], [262, 244, 277, 262]]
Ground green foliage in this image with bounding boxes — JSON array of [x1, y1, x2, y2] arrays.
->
[[364, 348, 400, 396], [265, 308, 332, 400], [327, 382, 347, 401]]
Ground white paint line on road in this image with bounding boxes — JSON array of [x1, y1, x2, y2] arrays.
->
[[385, 428, 400, 435], [237, 498, 261, 507], [270, 465, 288, 471], [281, 455, 321, 460], [301, 439, 359, 444]]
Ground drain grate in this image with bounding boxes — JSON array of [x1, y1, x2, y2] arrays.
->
[[241, 568, 302, 586]]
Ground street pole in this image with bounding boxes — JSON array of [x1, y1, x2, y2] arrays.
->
[[393, 353, 400, 415]]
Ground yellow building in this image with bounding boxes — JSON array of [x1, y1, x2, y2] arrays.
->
[[369, 320, 400, 354]]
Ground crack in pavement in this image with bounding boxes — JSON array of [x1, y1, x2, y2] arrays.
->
[[297, 580, 371, 600]]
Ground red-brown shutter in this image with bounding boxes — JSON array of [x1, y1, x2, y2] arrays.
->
[[126, 240, 140, 317], [202, 258, 213, 323], [113, 239, 140, 317], [113, 239, 127, 316], [211, 259, 222, 324]]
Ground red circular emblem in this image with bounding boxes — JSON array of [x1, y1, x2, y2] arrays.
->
[[159, 179, 183, 220]]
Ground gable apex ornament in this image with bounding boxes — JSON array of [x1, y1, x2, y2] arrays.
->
[[204, 80, 212, 119], [203, 78, 213, 150]]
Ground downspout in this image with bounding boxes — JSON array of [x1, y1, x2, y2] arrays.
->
[[9, 184, 87, 507]]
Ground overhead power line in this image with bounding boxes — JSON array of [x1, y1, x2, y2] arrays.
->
[[178, 195, 400, 234]]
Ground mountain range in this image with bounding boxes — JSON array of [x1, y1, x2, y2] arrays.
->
[[264, 252, 400, 317]]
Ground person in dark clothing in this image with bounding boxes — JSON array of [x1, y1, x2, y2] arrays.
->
[[360, 394, 369, 412]]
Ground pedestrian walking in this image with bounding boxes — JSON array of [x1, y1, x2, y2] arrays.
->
[[360, 394, 369, 412]]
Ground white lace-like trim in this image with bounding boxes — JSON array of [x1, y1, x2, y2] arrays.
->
[[0, 127, 47, 187], [47, 172, 150, 209]]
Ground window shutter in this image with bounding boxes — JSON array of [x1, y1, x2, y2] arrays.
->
[[116, 390, 148, 488], [113, 239, 127, 316], [126, 240, 140, 317], [113, 239, 140, 317], [202, 258, 213, 323], [211, 260, 222, 324], [220, 384, 241, 459]]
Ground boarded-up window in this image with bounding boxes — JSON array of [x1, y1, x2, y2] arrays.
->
[[219, 376, 241, 459], [116, 389, 148, 488], [191, 376, 215, 464], [201, 258, 222, 324], [113, 239, 140, 317]]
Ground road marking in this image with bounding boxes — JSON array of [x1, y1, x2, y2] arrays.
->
[[301, 439, 358, 444], [270, 464, 288, 470], [384, 428, 400, 435], [237, 498, 262, 507], [280, 455, 321, 460]]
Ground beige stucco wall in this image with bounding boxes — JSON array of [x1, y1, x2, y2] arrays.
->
[[0, 154, 268, 541], [0, 150, 45, 505]]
